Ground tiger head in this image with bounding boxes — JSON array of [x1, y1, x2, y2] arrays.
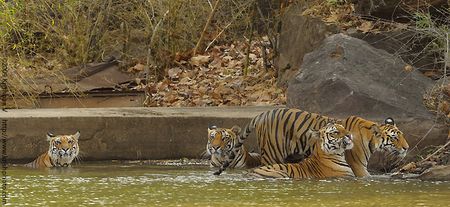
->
[[379, 117, 409, 157], [47, 131, 80, 167], [308, 123, 353, 155], [207, 125, 241, 156]]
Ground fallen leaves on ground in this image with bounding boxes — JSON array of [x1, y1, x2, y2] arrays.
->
[[302, 1, 401, 33], [139, 39, 286, 107]]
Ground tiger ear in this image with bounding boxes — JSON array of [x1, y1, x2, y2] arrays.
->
[[369, 124, 381, 136], [384, 117, 395, 126], [334, 118, 343, 125], [231, 125, 241, 135], [208, 125, 216, 134], [327, 118, 338, 124], [73, 131, 80, 140], [46, 132, 55, 141]]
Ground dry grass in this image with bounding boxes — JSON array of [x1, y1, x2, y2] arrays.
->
[[0, 0, 285, 108]]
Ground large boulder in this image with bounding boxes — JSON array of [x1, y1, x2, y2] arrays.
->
[[287, 33, 433, 119], [349, 31, 439, 75], [286, 34, 448, 172]]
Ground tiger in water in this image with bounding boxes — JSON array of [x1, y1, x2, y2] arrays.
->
[[252, 123, 354, 179], [206, 125, 260, 175], [221, 108, 409, 177], [25, 132, 80, 168]]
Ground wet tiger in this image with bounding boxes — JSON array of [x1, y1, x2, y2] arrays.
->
[[236, 108, 337, 166], [235, 108, 409, 177], [25, 132, 80, 168], [342, 116, 409, 177], [252, 123, 354, 179], [207, 125, 260, 175]]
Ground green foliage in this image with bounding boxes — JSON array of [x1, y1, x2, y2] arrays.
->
[[414, 12, 433, 29], [413, 9, 449, 68]]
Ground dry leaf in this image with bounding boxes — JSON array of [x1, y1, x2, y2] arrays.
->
[[214, 85, 234, 95], [357, 21, 373, 33], [128, 63, 145, 73], [168, 68, 182, 79], [190, 55, 210, 66]]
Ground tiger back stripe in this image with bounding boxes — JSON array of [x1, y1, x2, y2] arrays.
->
[[342, 116, 381, 177], [238, 108, 335, 166]]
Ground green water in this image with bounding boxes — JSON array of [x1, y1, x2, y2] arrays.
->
[[5, 163, 450, 206]]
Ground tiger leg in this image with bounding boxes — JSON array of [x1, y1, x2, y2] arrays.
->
[[252, 164, 290, 178]]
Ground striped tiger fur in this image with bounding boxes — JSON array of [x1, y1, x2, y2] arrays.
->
[[342, 116, 409, 177], [252, 123, 354, 179], [25, 132, 80, 168], [207, 125, 260, 175], [236, 108, 409, 177], [236, 108, 337, 165]]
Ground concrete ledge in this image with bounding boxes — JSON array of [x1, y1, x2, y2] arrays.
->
[[1, 107, 447, 167], [1, 107, 278, 162]]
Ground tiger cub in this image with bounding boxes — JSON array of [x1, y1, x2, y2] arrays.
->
[[207, 125, 260, 175], [25, 132, 80, 168], [252, 123, 354, 179]]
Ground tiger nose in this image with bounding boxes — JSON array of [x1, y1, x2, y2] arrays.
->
[[212, 146, 220, 150]]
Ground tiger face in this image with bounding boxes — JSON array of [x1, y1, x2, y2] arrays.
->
[[379, 118, 409, 157], [47, 131, 80, 167], [207, 125, 241, 156], [311, 123, 353, 155]]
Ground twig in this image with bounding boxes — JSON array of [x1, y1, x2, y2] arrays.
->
[[144, 10, 169, 106], [243, 2, 256, 76], [244, 30, 253, 76], [193, 0, 221, 56], [419, 140, 450, 164], [204, 0, 255, 52], [204, 22, 232, 52]]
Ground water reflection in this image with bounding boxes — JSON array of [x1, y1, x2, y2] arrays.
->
[[6, 164, 450, 206]]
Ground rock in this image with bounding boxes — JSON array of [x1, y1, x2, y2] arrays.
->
[[350, 0, 448, 20], [275, 3, 339, 87], [349, 31, 439, 73], [418, 165, 450, 181], [287, 33, 434, 119], [287, 33, 449, 173]]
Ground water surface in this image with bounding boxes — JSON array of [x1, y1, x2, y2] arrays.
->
[[6, 163, 450, 206]]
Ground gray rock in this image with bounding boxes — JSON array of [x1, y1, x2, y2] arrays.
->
[[349, 31, 439, 74], [286, 34, 448, 173], [419, 165, 450, 181], [287, 33, 434, 119]]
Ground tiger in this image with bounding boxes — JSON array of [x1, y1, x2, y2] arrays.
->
[[234, 108, 409, 177], [252, 123, 355, 179], [207, 125, 261, 175], [25, 132, 80, 168], [342, 116, 409, 177], [236, 108, 337, 166]]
